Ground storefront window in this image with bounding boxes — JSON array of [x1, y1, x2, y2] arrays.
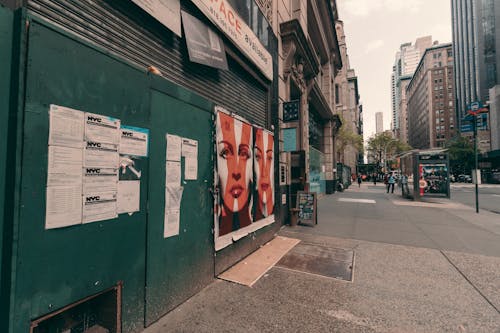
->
[[308, 111, 323, 151], [227, 0, 270, 48]]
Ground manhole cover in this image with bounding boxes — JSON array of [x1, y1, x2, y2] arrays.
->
[[276, 243, 354, 281]]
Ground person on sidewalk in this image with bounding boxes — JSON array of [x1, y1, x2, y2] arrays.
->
[[373, 173, 377, 186], [387, 174, 396, 193], [357, 174, 362, 187]]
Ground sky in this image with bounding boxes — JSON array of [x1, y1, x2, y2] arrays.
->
[[336, 0, 452, 143]]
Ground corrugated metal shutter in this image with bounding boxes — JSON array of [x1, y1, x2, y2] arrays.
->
[[26, 0, 269, 127]]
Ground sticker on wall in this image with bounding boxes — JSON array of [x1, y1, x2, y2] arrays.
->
[[215, 111, 253, 237], [119, 125, 149, 157]]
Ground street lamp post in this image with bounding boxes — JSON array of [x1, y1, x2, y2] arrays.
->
[[473, 114, 479, 213]]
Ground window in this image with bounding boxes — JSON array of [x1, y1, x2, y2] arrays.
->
[[335, 84, 340, 104]]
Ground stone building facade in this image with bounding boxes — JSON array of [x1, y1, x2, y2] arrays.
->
[[334, 21, 362, 172], [276, 0, 343, 197], [407, 43, 457, 149]]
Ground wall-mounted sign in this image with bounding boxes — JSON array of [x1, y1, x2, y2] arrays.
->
[[190, 0, 273, 80], [283, 100, 300, 122], [283, 127, 297, 152], [131, 0, 181, 36], [182, 11, 228, 70]]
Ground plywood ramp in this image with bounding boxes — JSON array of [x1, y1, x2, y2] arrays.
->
[[218, 236, 301, 287]]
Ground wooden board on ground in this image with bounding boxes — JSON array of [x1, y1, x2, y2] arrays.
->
[[218, 236, 301, 287]]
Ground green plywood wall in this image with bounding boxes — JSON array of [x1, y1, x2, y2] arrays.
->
[[8, 15, 217, 332], [0, 5, 14, 333], [13, 20, 149, 332]]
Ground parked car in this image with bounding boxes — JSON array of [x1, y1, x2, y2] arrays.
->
[[457, 174, 472, 183]]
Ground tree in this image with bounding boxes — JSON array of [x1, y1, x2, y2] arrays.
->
[[367, 132, 411, 172], [445, 136, 474, 175], [335, 119, 363, 163]]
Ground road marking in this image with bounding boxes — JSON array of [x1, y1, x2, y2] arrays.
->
[[492, 194, 500, 197], [338, 198, 376, 204]]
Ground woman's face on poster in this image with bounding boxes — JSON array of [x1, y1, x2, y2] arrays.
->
[[254, 129, 274, 215], [217, 113, 253, 212]]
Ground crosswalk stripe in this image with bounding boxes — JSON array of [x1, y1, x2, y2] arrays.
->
[[338, 198, 376, 204]]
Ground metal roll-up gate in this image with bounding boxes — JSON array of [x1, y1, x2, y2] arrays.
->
[[27, 0, 269, 127]]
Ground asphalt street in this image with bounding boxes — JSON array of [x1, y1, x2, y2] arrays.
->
[[308, 182, 500, 257], [450, 183, 500, 214], [144, 184, 500, 333]]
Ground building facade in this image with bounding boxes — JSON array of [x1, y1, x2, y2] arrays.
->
[[391, 36, 433, 138], [375, 112, 384, 133], [333, 21, 362, 172], [399, 75, 412, 143], [407, 44, 458, 149], [451, 0, 496, 154], [278, 0, 343, 197]]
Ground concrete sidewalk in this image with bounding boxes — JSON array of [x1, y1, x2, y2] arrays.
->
[[143, 228, 500, 333]]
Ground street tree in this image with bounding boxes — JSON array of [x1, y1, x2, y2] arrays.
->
[[367, 131, 411, 172], [335, 118, 363, 163], [445, 136, 474, 175]]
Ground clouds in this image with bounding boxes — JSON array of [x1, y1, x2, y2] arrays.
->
[[365, 39, 385, 53], [339, 0, 423, 18]]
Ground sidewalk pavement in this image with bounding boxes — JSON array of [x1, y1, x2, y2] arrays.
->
[[144, 231, 500, 332]]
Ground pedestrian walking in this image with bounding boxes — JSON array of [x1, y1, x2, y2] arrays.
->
[[387, 174, 396, 193], [373, 173, 377, 186], [357, 174, 362, 187]]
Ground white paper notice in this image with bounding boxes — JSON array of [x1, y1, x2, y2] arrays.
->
[[164, 210, 180, 238], [49, 104, 85, 148], [119, 125, 149, 157], [166, 161, 181, 186], [117, 180, 140, 214], [163, 210, 181, 238], [165, 185, 183, 211], [47, 146, 83, 187], [83, 167, 118, 193], [166, 134, 182, 161], [84, 141, 119, 168], [84, 112, 120, 145], [182, 138, 198, 180], [82, 192, 118, 223], [45, 185, 82, 229]]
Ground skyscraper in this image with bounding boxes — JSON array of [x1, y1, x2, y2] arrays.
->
[[391, 36, 433, 139], [451, 0, 499, 156], [375, 112, 384, 134]]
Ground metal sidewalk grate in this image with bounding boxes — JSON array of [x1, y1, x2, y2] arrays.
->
[[276, 242, 355, 282]]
